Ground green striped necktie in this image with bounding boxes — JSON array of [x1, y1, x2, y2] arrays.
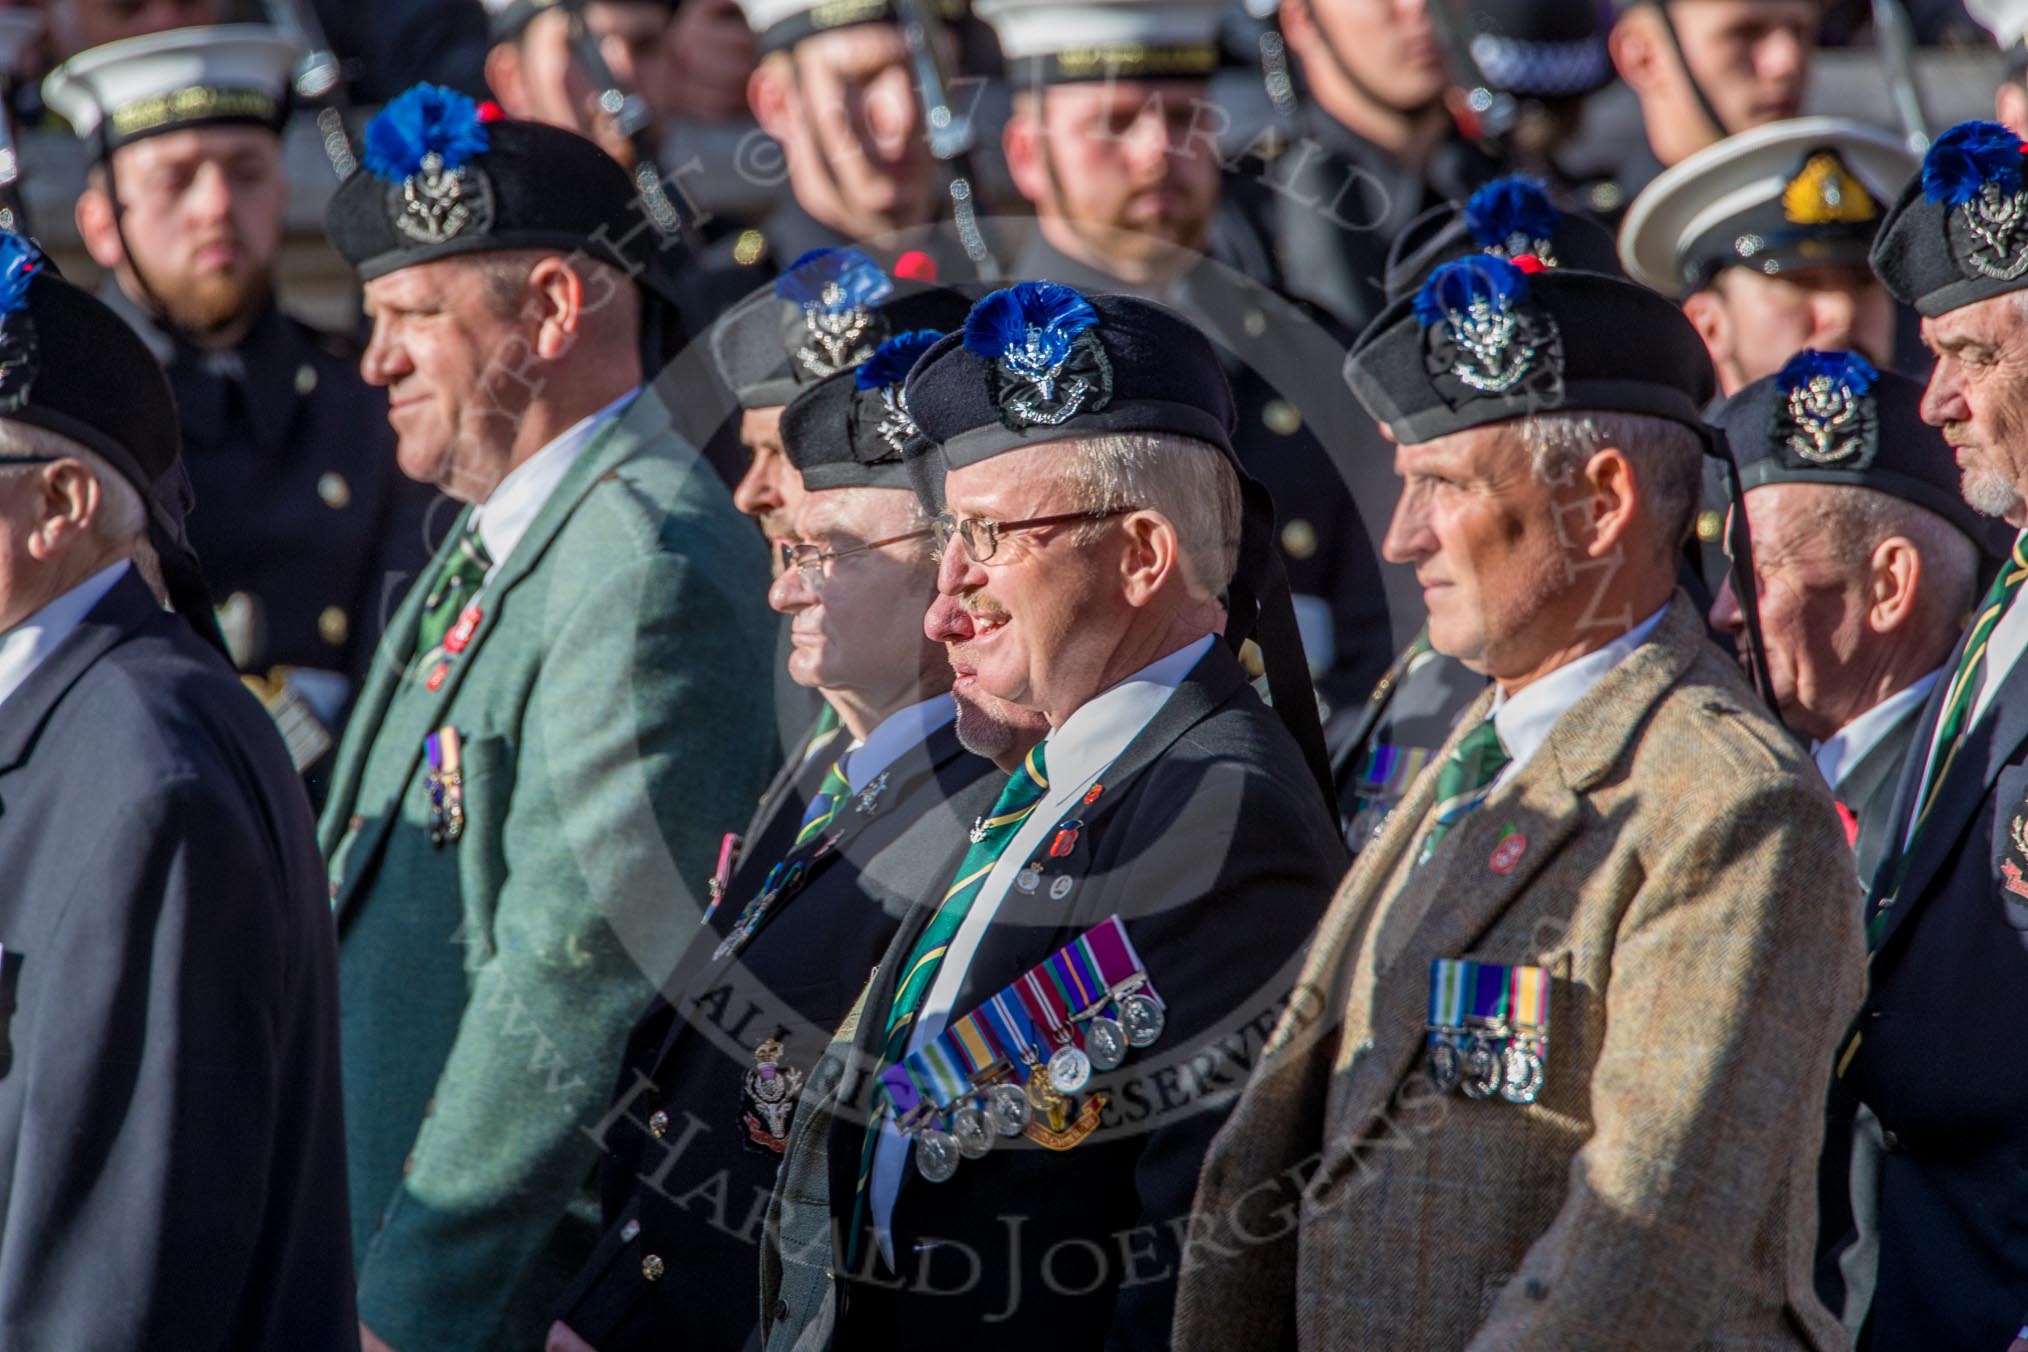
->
[[1910, 533, 2028, 834], [848, 743, 1050, 1259], [417, 523, 492, 653], [1418, 717, 1510, 866]]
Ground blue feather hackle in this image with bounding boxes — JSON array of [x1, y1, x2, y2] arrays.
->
[[856, 329, 943, 390], [0, 233, 41, 314], [1462, 176, 1560, 251], [963, 282, 1097, 366], [1922, 120, 2026, 207], [1413, 256, 1528, 329], [1777, 348, 1877, 397], [774, 248, 893, 311], [363, 84, 490, 183]]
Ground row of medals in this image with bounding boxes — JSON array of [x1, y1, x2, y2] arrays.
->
[[1426, 1023, 1545, 1105], [913, 983, 1167, 1183]]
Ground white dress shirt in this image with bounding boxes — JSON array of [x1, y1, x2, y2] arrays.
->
[[836, 695, 957, 795], [1485, 604, 1667, 791], [0, 561, 130, 713], [1814, 670, 1942, 793], [870, 632, 1216, 1262], [471, 388, 637, 579]]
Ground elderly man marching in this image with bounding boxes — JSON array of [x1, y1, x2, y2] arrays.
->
[[1822, 118, 2028, 1348], [1175, 256, 1865, 1348]]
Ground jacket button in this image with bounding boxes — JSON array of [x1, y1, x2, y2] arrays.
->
[[648, 1109, 670, 1138], [773, 1299, 790, 1323], [620, 1219, 641, 1242], [641, 1253, 665, 1281], [1881, 1129, 1903, 1153]]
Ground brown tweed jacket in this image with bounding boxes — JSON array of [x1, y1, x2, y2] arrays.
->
[[1173, 597, 1865, 1351]]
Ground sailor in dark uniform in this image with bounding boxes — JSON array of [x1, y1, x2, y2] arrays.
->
[[1707, 350, 1996, 885], [1222, 0, 1502, 341], [550, 328, 1044, 1352], [981, 0, 1392, 724], [1821, 118, 2028, 1347], [43, 25, 440, 773], [1578, 0, 1819, 221]]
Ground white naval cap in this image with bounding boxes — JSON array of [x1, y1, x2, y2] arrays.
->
[[44, 24, 299, 153], [1969, 0, 2028, 45], [1617, 116, 1916, 298], [974, 0, 1224, 82], [735, 0, 956, 54]]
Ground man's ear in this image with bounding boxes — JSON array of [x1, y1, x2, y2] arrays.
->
[[1681, 287, 1733, 372], [1003, 99, 1047, 207], [23, 461, 100, 562], [1867, 534, 1922, 636], [1579, 446, 1641, 559], [484, 42, 528, 116], [1118, 509, 1185, 605], [75, 185, 125, 271], [526, 257, 586, 358], [1607, 8, 1663, 95], [749, 53, 796, 142], [2000, 81, 2028, 141]]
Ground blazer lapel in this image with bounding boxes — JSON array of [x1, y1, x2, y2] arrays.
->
[[0, 572, 159, 813], [1874, 680, 2028, 954], [329, 396, 657, 918]]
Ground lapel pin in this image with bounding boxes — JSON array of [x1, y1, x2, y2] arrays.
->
[[424, 661, 450, 692], [443, 604, 483, 655], [1048, 875, 1075, 901], [1489, 829, 1526, 875]]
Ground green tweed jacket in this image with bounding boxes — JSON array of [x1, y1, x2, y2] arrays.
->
[[1175, 596, 1866, 1351], [319, 391, 779, 1352]]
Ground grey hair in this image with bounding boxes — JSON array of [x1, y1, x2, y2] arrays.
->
[[474, 249, 639, 335], [1818, 484, 1981, 632], [1514, 411, 1705, 553], [0, 421, 147, 543], [1059, 431, 1242, 595]]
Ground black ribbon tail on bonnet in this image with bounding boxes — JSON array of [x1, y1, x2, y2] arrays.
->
[[1706, 426, 1785, 733], [146, 458, 230, 660], [1227, 473, 1335, 813]]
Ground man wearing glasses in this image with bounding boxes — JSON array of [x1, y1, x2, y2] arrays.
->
[[552, 328, 1045, 1352], [757, 285, 1344, 1348]]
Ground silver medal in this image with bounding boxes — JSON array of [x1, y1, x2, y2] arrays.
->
[[1085, 1016, 1128, 1072], [986, 1083, 1030, 1136], [916, 1127, 961, 1182], [951, 1105, 994, 1158], [1500, 1042, 1544, 1105], [1461, 1037, 1502, 1099], [1048, 1044, 1092, 1094], [1427, 1038, 1463, 1093], [1120, 992, 1165, 1047]]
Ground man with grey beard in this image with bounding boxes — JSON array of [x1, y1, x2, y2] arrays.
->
[[44, 25, 436, 775], [1827, 116, 2028, 1346]]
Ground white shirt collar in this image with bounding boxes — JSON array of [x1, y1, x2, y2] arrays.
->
[[836, 694, 958, 794], [1041, 633, 1215, 795], [471, 388, 637, 577], [1487, 603, 1668, 787], [0, 560, 131, 712], [1814, 667, 1943, 791]]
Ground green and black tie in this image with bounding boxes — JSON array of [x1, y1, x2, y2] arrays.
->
[[1418, 717, 1510, 867], [418, 523, 492, 654]]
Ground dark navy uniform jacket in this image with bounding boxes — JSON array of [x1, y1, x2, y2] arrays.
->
[[1828, 605, 2028, 1348], [98, 283, 440, 692], [556, 713, 1004, 1350], [0, 569, 355, 1349]]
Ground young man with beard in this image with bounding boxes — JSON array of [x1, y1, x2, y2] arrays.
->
[[757, 286, 1343, 1348], [44, 27, 438, 772], [548, 329, 1046, 1352], [984, 0, 1392, 731]]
